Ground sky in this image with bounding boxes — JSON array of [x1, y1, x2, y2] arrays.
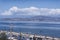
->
[[0, 0, 60, 18]]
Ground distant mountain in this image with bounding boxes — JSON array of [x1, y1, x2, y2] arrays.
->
[[31, 15, 60, 22], [0, 15, 60, 22]]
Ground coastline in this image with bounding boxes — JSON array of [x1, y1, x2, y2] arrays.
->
[[0, 30, 60, 40], [0, 21, 60, 24]]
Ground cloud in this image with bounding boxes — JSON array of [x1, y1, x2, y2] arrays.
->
[[1, 6, 60, 16]]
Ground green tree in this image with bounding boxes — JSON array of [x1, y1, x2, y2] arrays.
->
[[0, 32, 7, 40]]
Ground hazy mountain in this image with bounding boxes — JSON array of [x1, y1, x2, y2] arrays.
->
[[0, 15, 60, 22]]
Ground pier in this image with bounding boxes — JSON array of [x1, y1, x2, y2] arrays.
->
[[0, 31, 60, 40]]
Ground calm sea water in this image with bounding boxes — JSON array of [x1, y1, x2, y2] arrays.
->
[[0, 21, 60, 38]]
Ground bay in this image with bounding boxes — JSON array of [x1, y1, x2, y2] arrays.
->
[[0, 21, 60, 38]]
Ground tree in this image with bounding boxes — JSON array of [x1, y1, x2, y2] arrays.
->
[[0, 32, 7, 40]]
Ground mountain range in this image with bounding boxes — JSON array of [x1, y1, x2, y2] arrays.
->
[[0, 15, 60, 22]]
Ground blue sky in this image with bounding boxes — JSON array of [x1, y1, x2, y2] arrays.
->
[[0, 0, 60, 18]]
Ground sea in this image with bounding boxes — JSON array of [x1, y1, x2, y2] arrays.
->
[[0, 21, 60, 38]]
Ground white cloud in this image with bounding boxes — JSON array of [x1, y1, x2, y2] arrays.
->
[[1, 11, 12, 15], [1, 6, 60, 16]]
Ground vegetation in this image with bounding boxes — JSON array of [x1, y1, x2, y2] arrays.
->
[[0, 32, 7, 40]]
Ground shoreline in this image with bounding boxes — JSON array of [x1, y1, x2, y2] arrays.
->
[[0, 30, 60, 40], [0, 21, 60, 24]]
